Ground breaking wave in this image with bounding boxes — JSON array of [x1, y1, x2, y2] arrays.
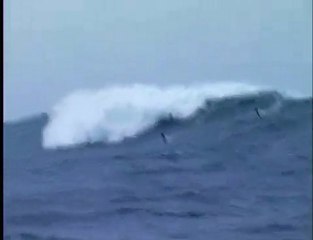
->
[[42, 82, 304, 149]]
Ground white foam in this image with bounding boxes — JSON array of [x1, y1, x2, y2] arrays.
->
[[42, 82, 261, 149]]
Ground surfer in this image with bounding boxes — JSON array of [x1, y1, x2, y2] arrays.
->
[[255, 107, 262, 119], [168, 113, 174, 121], [160, 132, 168, 144]]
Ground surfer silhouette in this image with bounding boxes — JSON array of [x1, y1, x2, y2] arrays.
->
[[255, 107, 262, 119], [168, 113, 174, 121], [160, 132, 168, 144]]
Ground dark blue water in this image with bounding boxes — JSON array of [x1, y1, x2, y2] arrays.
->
[[4, 92, 312, 240]]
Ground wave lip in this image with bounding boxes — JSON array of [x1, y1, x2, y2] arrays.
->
[[42, 82, 264, 149]]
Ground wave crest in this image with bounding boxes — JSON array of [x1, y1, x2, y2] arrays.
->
[[42, 83, 271, 149]]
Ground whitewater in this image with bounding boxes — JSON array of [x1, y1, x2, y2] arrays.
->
[[43, 82, 269, 149]]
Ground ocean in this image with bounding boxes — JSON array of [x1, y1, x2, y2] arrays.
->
[[4, 83, 312, 240]]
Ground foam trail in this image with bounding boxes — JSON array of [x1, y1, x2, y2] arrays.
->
[[260, 93, 284, 116], [42, 83, 261, 149]]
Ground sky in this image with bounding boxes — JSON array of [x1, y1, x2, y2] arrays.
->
[[4, 0, 312, 121]]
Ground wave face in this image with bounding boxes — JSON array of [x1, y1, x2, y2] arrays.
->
[[42, 83, 263, 149]]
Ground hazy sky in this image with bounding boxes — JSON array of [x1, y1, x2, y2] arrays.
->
[[4, 0, 312, 121]]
